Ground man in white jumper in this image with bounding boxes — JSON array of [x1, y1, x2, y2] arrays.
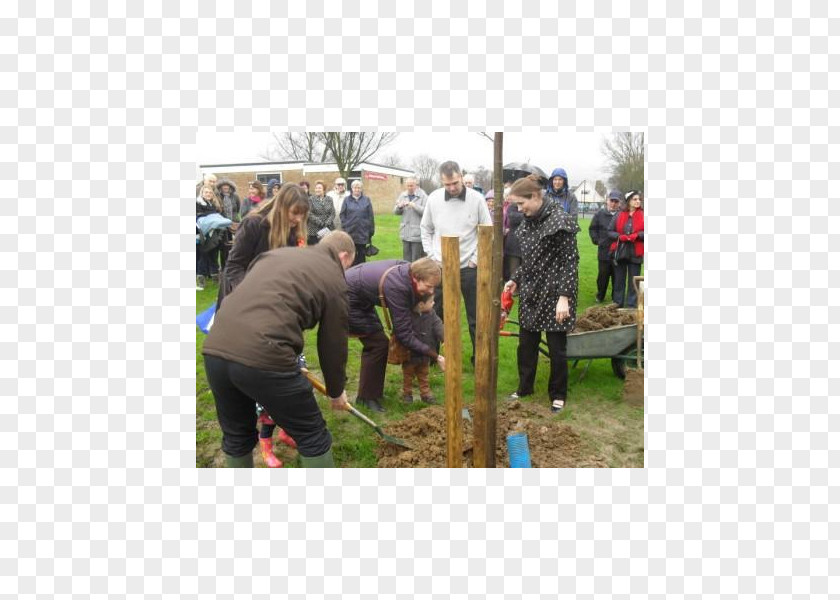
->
[[420, 161, 492, 364]]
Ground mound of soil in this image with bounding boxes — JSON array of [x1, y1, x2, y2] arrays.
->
[[572, 304, 637, 332], [376, 401, 609, 468], [622, 369, 644, 407]]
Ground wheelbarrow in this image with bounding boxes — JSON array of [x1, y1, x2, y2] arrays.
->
[[498, 289, 643, 380]]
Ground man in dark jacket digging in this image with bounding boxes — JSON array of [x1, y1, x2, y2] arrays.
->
[[345, 257, 445, 413], [202, 231, 356, 468], [588, 189, 622, 303]]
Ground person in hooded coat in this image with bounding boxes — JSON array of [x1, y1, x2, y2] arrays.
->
[[544, 167, 578, 218], [504, 175, 579, 413], [214, 179, 241, 272]]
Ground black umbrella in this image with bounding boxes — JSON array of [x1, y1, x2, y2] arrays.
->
[[502, 162, 548, 185]]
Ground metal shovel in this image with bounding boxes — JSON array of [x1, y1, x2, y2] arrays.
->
[[302, 369, 413, 450]]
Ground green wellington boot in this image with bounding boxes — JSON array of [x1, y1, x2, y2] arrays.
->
[[224, 452, 254, 468], [299, 448, 335, 468]]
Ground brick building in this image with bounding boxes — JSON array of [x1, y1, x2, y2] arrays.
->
[[198, 161, 415, 214]]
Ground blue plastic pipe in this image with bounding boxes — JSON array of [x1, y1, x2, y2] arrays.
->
[[507, 432, 532, 468]]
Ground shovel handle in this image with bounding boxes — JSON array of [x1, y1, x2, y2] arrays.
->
[[632, 275, 644, 295], [302, 368, 328, 395], [302, 368, 381, 428], [345, 404, 380, 428]]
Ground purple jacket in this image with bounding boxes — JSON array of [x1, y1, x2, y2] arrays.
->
[[345, 259, 438, 359]]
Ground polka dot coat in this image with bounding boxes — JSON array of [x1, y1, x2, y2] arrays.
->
[[511, 201, 580, 333]]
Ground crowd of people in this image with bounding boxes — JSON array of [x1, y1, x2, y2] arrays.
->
[[196, 161, 644, 468]]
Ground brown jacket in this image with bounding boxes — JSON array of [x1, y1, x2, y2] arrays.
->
[[202, 244, 349, 397]]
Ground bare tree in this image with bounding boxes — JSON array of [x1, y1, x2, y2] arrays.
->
[[320, 132, 399, 180], [601, 133, 644, 194], [468, 165, 493, 192], [410, 154, 440, 193], [262, 133, 332, 163], [379, 152, 405, 169]]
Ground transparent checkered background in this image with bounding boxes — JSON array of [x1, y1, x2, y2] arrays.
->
[[2, 1, 836, 598]]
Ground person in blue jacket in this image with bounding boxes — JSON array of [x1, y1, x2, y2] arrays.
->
[[544, 167, 578, 217], [340, 180, 376, 266]]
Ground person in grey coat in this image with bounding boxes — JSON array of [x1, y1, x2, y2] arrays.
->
[[588, 189, 622, 302], [393, 177, 428, 262]]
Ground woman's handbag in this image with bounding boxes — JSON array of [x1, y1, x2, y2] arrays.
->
[[378, 266, 410, 365], [387, 334, 410, 365], [613, 240, 632, 265]]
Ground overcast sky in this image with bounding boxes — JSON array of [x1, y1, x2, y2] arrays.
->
[[197, 131, 613, 184]]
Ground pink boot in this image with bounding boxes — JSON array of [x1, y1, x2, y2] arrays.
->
[[258, 437, 283, 468], [276, 428, 297, 450]]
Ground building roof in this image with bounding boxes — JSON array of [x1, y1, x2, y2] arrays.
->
[[199, 160, 414, 177]]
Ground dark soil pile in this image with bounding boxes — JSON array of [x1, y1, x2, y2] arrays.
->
[[572, 304, 637, 332], [376, 401, 609, 468], [622, 369, 644, 407]]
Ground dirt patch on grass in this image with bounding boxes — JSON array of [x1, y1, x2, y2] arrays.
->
[[622, 369, 644, 407], [572, 304, 637, 332], [376, 401, 610, 468]]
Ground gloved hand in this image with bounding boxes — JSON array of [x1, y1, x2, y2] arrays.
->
[[628, 233, 638, 242], [619, 234, 631, 242]]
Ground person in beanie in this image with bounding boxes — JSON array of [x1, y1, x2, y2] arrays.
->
[[607, 190, 644, 307], [588, 189, 622, 302], [504, 175, 580, 413], [202, 232, 357, 468], [544, 167, 578, 217]]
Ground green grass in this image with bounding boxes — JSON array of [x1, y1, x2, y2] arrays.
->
[[196, 214, 644, 468]]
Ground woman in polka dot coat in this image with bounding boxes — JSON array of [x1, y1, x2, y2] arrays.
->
[[503, 175, 580, 412]]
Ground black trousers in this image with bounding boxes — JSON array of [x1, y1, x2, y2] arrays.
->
[[433, 266, 477, 358], [596, 258, 614, 301], [352, 244, 367, 266], [356, 329, 389, 401], [613, 261, 642, 308], [517, 327, 568, 400], [203, 355, 331, 458]]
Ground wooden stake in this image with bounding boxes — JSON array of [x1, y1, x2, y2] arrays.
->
[[473, 225, 496, 467], [442, 236, 463, 467]]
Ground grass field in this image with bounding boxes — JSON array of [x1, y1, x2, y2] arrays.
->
[[196, 214, 644, 468]]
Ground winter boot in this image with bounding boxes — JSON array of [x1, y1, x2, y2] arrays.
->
[[299, 447, 335, 468], [258, 437, 283, 468], [224, 452, 254, 468], [276, 428, 297, 449]]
